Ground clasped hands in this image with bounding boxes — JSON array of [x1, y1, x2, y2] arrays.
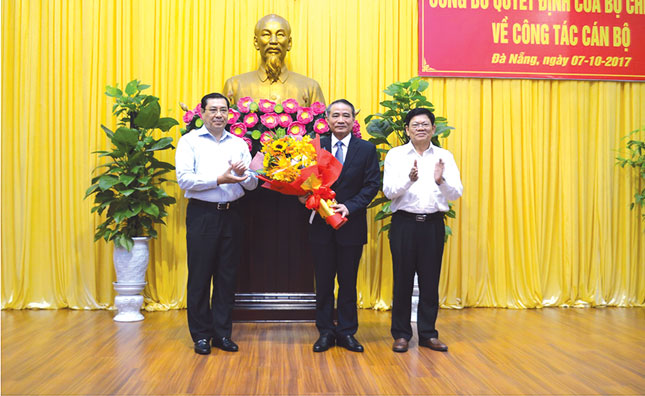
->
[[409, 159, 445, 185], [217, 160, 248, 185]]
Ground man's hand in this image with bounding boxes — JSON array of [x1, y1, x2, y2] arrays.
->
[[229, 160, 248, 176], [332, 203, 349, 218], [298, 194, 308, 205], [409, 160, 419, 182], [435, 158, 445, 185], [217, 164, 248, 185]]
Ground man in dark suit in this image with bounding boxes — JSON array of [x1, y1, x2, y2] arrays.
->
[[306, 99, 380, 352]]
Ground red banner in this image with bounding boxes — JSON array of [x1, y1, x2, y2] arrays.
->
[[418, 0, 645, 80]]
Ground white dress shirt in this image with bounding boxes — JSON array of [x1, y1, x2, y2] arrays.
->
[[383, 142, 463, 214], [175, 126, 257, 202], [331, 133, 352, 164]]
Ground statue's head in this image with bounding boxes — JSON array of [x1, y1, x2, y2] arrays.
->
[[254, 14, 292, 82]]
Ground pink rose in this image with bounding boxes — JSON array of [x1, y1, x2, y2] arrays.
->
[[312, 101, 326, 115], [193, 104, 202, 118], [228, 108, 241, 124], [297, 107, 314, 124], [352, 120, 362, 138], [183, 110, 195, 124], [230, 122, 247, 138], [278, 113, 292, 128], [260, 131, 274, 145], [260, 113, 279, 129], [258, 99, 276, 113], [243, 113, 259, 128], [282, 99, 299, 114], [242, 137, 253, 152], [237, 97, 254, 113], [313, 118, 329, 134], [287, 122, 306, 137]]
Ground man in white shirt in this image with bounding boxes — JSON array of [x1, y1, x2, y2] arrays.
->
[[175, 93, 258, 355], [383, 108, 463, 353]]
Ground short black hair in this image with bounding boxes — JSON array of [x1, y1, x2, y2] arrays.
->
[[201, 92, 229, 111], [326, 99, 355, 117], [404, 108, 435, 126]]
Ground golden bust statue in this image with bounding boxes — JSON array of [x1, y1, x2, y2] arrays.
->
[[223, 14, 325, 107]]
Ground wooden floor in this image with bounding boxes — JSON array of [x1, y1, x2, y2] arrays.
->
[[2, 308, 644, 395]]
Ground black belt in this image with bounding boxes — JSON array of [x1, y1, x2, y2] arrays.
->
[[395, 210, 444, 222], [189, 198, 238, 210]]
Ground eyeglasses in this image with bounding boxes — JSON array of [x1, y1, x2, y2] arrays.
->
[[205, 107, 228, 115], [410, 123, 432, 129]]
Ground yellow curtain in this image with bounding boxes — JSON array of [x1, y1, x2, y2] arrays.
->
[[2, 0, 643, 310]]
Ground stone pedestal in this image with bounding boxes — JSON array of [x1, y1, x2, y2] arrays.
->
[[113, 282, 146, 322]]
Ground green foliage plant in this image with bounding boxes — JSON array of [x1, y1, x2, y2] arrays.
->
[[85, 80, 179, 250], [364, 76, 456, 240], [616, 127, 645, 222]]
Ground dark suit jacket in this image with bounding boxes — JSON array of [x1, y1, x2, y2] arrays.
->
[[308, 135, 381, 246]]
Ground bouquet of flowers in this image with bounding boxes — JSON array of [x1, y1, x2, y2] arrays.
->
[[180, 97, 362, 154], [251, 133, 347, 229]]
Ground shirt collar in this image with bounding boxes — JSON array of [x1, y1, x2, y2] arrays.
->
[[331, 133, 352, 148], [257, 64, 289, 83], [405, 141, 435, 155], [196, 126, 232, 142]]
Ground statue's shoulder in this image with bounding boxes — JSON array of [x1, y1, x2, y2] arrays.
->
[[286, 71, 322, 88], [224, 71, 258, 85]]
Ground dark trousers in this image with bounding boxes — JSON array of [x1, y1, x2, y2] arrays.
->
[[310, 242, 364, 337], [185, 199, 242, 342], [389, 211, 445, 341]]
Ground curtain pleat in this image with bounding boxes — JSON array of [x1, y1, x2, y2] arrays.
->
[[2, 0, 643, 310]]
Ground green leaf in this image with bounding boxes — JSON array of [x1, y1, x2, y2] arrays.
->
[[366, 119, 392, 138], [105, 85, 122, 98], [134, 101, 161, 129], [156, 117, 179, 132], [101, 125, 114, 139], [112, 127, 140, 151], [98, 175, 120, 190], [383, 84, 402, 96], [138, 83, 151, 91], [368, 137, 390, 146], [380, 100, 398, 110], [375, 210, 393, 221], [85, 184, 100, 198], [417, 80, 429, 92], [143, 203, 160, 217], [368, 195, 391, 209], [119, 174, 136, 186], [377, 222, 391, 235], [122, 236, 134, 251], [125, 80, 139, 96], [147, 137, 174, 151]]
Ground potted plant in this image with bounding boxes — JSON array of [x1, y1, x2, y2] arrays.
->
[[86, 79, 179, 321], [616, 126, 645, 222], [364, 76, 456, 239]]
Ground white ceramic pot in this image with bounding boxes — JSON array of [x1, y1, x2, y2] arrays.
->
[[112, 237, 149, 322]]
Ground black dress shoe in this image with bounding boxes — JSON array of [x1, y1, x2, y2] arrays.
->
[[194, 339, 211, 355], [337, 334, 364, 352], [212, 337, 239, 352], [313, 334, 336, 352]]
